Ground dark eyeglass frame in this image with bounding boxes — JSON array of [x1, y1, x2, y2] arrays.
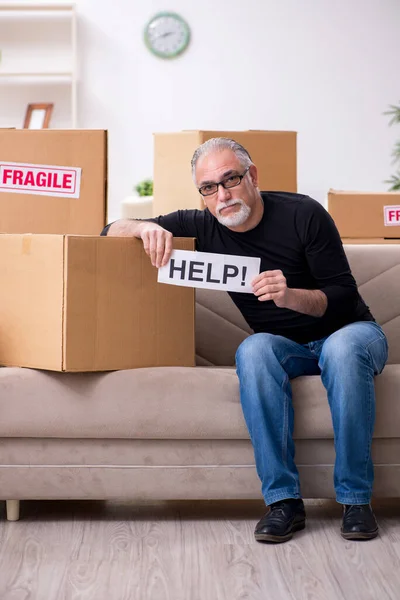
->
[[198, 167, 250, 197]]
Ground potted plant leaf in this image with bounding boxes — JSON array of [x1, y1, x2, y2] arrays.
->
[[135, 179, 153, 198], [385, 103, 400, 191]]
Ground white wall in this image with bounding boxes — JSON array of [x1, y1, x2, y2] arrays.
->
[[4, 0, 400, 222]]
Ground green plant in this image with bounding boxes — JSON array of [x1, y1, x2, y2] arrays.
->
[[385, 103, 400, 191], [135, 179, 153, 196]]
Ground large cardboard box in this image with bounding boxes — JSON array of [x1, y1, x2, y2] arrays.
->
[[0, 235, 195, 372], [342, 238, 400, 245], [0, 129, 107, 235], [328, 190, 400, 239], [153, 130, 297, 215]]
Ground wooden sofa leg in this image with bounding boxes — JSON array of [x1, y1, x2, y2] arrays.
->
[[6, 500, 20, 521]]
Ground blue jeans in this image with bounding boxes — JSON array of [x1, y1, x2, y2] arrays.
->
[[235, 321, 388, 506]]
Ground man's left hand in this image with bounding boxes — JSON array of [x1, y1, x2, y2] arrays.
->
[[252, 270, 291, 308]]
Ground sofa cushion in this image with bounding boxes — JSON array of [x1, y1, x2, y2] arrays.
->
[[195, 289, 251, 366], [0, 365, 399, 440], [195, 245, 400, 366]]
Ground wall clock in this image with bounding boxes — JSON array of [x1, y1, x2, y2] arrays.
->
[[144, 12, 190, 59]]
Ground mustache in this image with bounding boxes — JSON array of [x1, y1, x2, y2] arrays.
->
[[216, 199, 244, 215]]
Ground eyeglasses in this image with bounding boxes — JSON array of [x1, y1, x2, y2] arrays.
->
[[198, 167, 250, 197]]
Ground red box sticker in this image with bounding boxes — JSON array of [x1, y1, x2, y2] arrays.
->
[[0, 161, 81, 198], [384, 205, 400, 226]]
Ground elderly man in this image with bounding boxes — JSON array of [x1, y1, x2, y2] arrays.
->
[[102, 138, 388, 543]]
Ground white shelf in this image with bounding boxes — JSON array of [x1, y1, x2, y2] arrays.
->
[[0, 3, 77, 126], [0, 10, 73, 18], [0, 73, 73, 84], [0, 3, 74, 11], [0, 71, 73, 77]]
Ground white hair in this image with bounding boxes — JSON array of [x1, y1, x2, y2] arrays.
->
[[191, 137, 253, 182]]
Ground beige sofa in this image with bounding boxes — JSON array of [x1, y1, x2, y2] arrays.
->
[[1, 244, 400, 521]]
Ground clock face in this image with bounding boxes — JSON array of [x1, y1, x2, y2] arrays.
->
[[144, 12, 190, 59]]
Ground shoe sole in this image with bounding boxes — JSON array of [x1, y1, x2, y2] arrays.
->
[[341, 529, 379, 541], [254, 520, 306, 543]]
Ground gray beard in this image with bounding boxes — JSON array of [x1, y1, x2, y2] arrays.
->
[[216, 199, 251, 227]]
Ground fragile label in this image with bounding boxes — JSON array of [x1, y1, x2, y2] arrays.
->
[[0, 161, 81, 198], [384, 205, 400, 226], [158, 250, 261, 293]]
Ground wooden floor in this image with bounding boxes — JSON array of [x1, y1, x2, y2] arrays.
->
[[0, 498, 400, 600]]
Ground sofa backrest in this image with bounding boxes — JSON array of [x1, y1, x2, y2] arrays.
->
[[195, 244, 400, 366]]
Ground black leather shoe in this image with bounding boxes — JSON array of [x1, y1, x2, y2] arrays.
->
[[254, 499, 306, 543], [341, 504, 379, 540]]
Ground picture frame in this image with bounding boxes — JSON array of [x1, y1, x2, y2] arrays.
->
[[23, 103, 54, 129]]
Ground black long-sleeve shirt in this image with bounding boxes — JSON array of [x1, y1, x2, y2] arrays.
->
[[102, 191, 374, 344]]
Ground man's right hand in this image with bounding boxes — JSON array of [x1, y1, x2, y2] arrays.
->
[[140, 222, 173, 268], [107, 219, 173, 268]]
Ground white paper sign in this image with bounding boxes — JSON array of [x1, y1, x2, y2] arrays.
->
[[0, 161, 81, 198], [158, 250, 261, 293], [384, 205, 400, 226]]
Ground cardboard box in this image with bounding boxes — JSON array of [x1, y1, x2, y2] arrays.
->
[[342, 238, 400, 245], [328, 190, 400, 239], [0, 235, 195, 372], [153, 130, 297, 214], [0, 129, 107, 235]]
